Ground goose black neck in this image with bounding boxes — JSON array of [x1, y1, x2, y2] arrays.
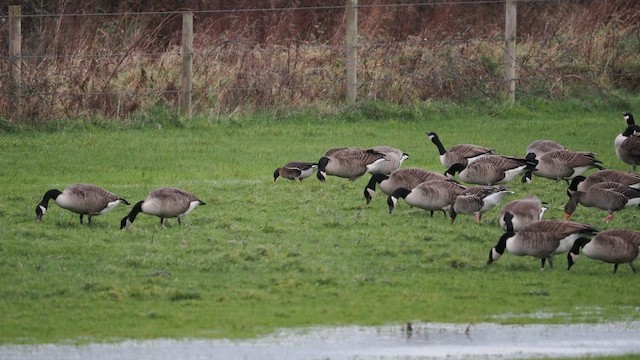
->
[[40, 189, 62, 207], [430, 135, 447, 155]]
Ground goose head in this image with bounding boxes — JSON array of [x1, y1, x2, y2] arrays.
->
[[35, 189, 62, 222], [444, 163, 465, 180], [623, 112, 635, 126]]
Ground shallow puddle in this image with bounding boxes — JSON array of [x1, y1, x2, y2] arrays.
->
[[2, 321, 640, 359]]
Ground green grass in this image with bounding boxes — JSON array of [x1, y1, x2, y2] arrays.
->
[[1, 96, 640, 345]]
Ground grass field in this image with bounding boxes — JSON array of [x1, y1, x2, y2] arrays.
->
[[1, 97, 640, 345]]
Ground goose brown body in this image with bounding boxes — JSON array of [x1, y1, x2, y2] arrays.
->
[[567, 170, 640, 197], [614, 124, 640, 171], [568, 229, 640, 273], [498, 196, 546, 232], [527, 149, 604, 182], [317, 147, 386, 181], [273, 161, 318, 181], [564, 181, 640, 222], [387, 179, 466, 216], [364, 168, 448, 204], [445, 155, 537, 185], [488, 213, 597, 270], [450, 185, 512, 223], [366, 145, 409, 175], [120, 187, 205, 229], [35, 183, 129, 224], [525, 140, 567, 160], [426, 131, 493, 169]]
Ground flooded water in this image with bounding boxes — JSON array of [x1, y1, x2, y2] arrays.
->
[[2, 321, 640, 359]]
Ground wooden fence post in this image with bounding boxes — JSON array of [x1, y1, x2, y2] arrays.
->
[[181, 11, 193, 119], [504, 0, 517, 103], [9, 5, 22, 121], [345, 0, 357, 105]]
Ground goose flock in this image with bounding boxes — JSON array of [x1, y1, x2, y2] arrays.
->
[[34, 113, 640, 273]]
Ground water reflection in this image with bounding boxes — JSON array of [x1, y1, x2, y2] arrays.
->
[[2, 321, 640, 359]]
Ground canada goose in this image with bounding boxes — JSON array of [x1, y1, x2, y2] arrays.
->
[[120, 187, 205, 229], [568, 229, 640, 273], [387, 179, 466, 218], [487, 212, 597, 270], [273, 161, 318, 181], [35, 183, 129, 224], [564, 181, 640, 222], [566, 170, 640, 197], [498, 196, 547, 232], [614, 123, 640, 172], [364, 168, 449, 204], [525, 140, 567, 160], [450, 185, 512, 223], [426, 131, 493, 169], [317, 147, 386, 182], [522, 150, 604, 183], [366, 145, 409, 175], [445, 155, 537, 186]]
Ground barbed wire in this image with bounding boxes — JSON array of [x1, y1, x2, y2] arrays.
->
[[0, 0, 560, 19], [0, 33, 591, 61]]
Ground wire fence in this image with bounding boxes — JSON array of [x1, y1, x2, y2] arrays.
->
[[2, 0, 640, 122]]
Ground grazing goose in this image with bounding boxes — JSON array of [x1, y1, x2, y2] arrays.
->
[[35, 183, 129, 224], [387, 179, 466, 218], [120, 187, 205, 229], [525, 139, 567, 160], [445, 155, 537, 186], [614, 123, 640, 172], [450, 185, 512, 223], [564, 181, 640, 222], [364, 168, 448, 204], [426, 131, 493, 169], [568, 229, 640, 273], [273, 161, 318, 181], [487, 212, 597, 270], [366, 145, 409, 175], [317, 147, 386, 182], [522, 150, 604, 183], [566, 170, 640, 197], [498, 196, 547, 232]]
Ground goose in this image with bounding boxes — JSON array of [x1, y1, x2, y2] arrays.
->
[[568, 229, 640, 273], [498, 196, 547, 232], [522, 149, 604, 183], [120, 187, 205, 229], [566, 170, 640, 197], [317, 147, 386, 182], [426, 131, 493, 169], [564, 181, 640, 222], [273, 161, 318, 181], [487, 212, 597, 270], [614, 123, 640, 172], [525, 139, 567, 160], [365, 145, 409, 175], [387, 179, 466, 218], [449, 185, 512, 223], [35, 183, 129, 224], [445, 155, 537, 186], [364, 168, 449, 204]]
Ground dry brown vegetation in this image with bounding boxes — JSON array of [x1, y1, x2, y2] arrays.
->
[[1, 0, 640, 122]]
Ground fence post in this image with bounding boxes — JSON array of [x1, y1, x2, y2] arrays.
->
[[9, 5, 22, 121], [181, 11, 193, 119], [504, 0, 517, 103], [345, 0, 357, 105]]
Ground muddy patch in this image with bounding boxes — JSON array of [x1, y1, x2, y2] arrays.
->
[[2, 321, 640, 359]]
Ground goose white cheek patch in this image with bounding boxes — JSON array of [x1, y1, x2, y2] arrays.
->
[[39, 205, 47, 215]]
